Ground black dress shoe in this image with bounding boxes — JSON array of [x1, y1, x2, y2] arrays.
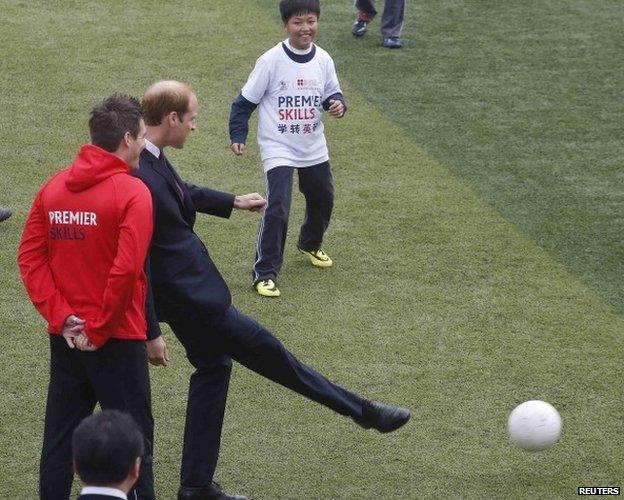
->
[[354, 400, 411, 433], [178, 482, 248, 500]]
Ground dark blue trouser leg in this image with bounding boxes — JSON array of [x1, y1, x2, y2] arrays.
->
[[167, 305, 364, 489], [180, 355, 232, 489], [297, 162, 334, 251], [217, 307, 363, 418], [252, 166, 294, 284], [167, 316, 233, 490]]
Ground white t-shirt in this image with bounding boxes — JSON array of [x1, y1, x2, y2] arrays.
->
[[241, 40, 342, 172]]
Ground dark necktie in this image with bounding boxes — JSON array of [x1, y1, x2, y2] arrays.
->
[[160, 152, 184, 201]]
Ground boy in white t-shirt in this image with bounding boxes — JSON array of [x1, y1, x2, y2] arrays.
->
[[229, 0, 346, 297]]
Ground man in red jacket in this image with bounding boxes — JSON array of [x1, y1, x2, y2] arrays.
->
[[18, 95, 156, 500]]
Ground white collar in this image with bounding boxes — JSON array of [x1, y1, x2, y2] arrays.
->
[[284, 39, 313, 55], [80, 486, 127, 499], [144, 139, 160, 159]]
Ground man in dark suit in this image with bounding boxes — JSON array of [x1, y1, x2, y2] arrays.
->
[[73, 410, 144, 500], [136, 80, 411, 500]]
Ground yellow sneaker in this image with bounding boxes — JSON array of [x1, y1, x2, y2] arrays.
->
[[255, 279, 281, 297], [298, 248, 333, 268]]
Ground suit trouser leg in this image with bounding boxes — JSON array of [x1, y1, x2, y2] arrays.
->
[[85, 339, 155, 500], [40, 336, 97, 500], [380, 0, 406, 38], [252, 166, 294, 284], [217, 306, 364, 418], [166, 304, 363, 488], [297, 162, 334, 251], [167, 316, 233, 489]]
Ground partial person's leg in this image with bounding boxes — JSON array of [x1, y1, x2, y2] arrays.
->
[[352, 0, 377, 36], [252, 167, 294, 284], [216, 306, 364, 418], [40, 336, 96, 500], [380, 0, 406, 38], [297, 162, 334, 252], [167, 316, 233, 490], [87, 339, 155, 500], [355, 0, 378, 18]]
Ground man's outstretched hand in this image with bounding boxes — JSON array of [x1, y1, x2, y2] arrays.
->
[[234, 193, 267, 213]]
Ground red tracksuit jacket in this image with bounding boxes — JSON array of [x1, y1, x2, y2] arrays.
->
[[18, 144, 153, 347]]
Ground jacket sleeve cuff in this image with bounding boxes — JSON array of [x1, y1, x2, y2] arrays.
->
[[50, 305, 76, 334], [146, 318, 162, 340], [322, 92, 347, 114], [84, 328, 109, 348]]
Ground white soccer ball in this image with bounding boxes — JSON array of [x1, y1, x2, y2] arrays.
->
[[507, 400, 562, 451]]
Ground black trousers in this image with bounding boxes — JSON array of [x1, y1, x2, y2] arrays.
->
[[162, 305, 364, 489], [252, 161, 334, 284], [40, 335, 154, 500]]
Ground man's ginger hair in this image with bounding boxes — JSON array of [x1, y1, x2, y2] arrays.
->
[[141, 80, 194, 126]]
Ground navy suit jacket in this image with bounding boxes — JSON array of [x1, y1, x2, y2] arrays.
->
[[135, 149, 236, 337]]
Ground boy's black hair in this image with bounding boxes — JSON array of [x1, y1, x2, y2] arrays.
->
[[72, 410, 144, 486], [89, 95, 142, 153], [279, 0, 320, 22]]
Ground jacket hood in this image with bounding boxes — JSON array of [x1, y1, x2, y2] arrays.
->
[[65, 144, 130, 192]]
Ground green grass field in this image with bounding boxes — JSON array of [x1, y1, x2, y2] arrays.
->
[[1, 1, 622, 498]]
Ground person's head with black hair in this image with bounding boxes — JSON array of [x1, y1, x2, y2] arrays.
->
[[279, 0, 320, 22], [72, 410, 144, 494], [279, 0, 321, 50]]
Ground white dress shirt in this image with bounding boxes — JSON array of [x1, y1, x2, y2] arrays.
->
[[79, 486, 127, 499]]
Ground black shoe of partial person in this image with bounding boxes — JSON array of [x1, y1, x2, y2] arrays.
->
[[178, 482, 248, 500], [382, 36, 403, 49], [354, 400, 411, 433], [0, 206, 11, 223]]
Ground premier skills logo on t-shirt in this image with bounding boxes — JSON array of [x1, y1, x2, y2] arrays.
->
[[277, 95, 322, 121], [275, 76, 323, 134]]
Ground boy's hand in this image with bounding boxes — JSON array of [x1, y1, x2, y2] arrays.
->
[[231, 143, 246, 155], [328, 99, 345, 118]]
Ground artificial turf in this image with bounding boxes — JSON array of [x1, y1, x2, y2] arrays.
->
[[0, 1, 621, 498]]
